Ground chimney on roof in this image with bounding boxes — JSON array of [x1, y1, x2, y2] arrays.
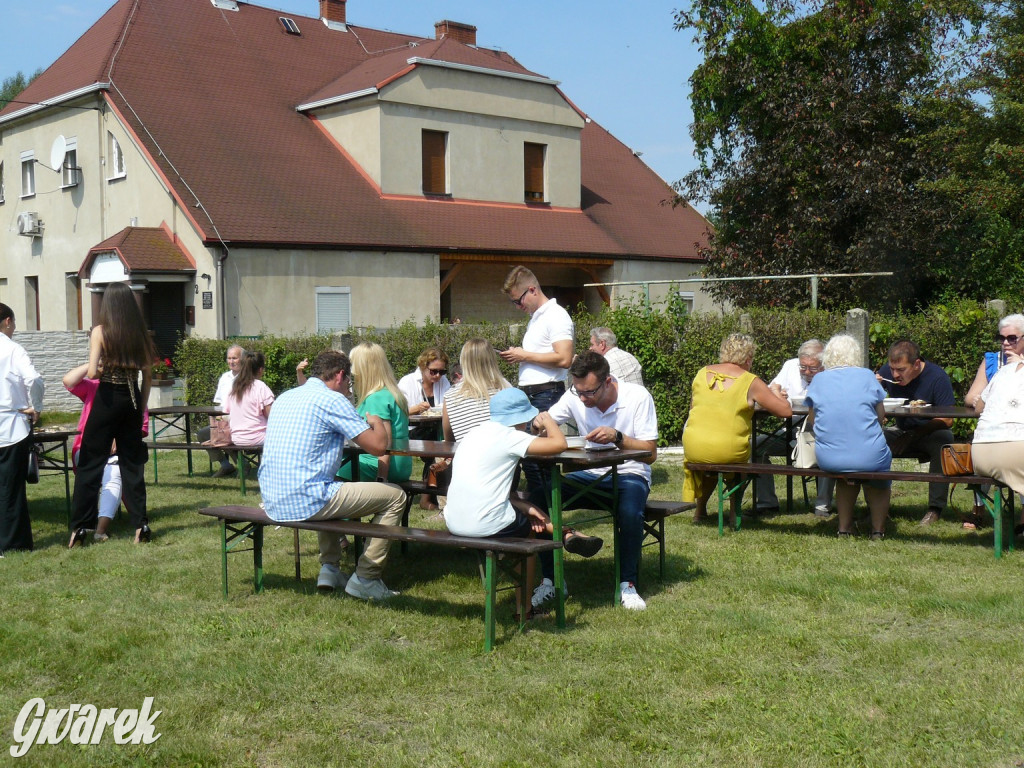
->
[[320, 0, 346, 28], [434, 20, 477, 46]]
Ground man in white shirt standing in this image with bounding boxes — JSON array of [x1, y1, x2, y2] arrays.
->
[[199, 344, 244, 477], [499, 266, 574, 497], [532, 351, 658, 611], [0, 304, 45, 555], [754, 339, 834, 516], [589, 327, 643, 385]]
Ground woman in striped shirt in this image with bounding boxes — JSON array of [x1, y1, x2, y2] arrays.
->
[[442, 338, 512, 442]]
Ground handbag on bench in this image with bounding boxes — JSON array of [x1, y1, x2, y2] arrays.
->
[[940, 443, 973, 476], [791, 419, 818, 469]]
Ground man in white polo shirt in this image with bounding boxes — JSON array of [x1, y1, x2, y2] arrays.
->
[[499, 266, 574, 497], [531, 351, 658, 611]]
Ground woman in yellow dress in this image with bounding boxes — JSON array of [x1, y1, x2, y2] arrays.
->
[[683, 333, 792, 521]]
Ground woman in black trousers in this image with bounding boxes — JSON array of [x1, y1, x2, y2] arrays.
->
[[69, 283, 154, 547]]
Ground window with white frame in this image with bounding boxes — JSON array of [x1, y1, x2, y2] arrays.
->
[[316, 287, 351, 333], [676, 291, 695, 314], [107, 132, 126, 180], [20, 151, 35, 197], [61, 137, 79, 188]]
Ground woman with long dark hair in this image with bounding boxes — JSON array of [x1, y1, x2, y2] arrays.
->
[[68, 283, 154, 547]]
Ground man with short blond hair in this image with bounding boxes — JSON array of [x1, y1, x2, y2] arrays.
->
[[499, 266, 574, 497]]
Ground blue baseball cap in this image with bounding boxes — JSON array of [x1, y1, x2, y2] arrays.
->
[[490, 387, 539, 426]]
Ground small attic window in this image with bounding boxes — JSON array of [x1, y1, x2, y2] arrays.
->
[[210, 0, 239, 10], [280, 17, 301, 35]]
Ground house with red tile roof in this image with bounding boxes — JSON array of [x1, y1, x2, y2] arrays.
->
[[0, 0, 711, 354]]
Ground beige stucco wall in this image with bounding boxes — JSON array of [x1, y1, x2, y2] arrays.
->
[[224, 248, 440, 335], [314, 66, 583, 206], [316, 101, 382, 187], [0, 96, 220, 337], [606, 260, 724, 315], [442, 260, 720, 325]]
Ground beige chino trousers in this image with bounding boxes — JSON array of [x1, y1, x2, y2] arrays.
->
[[308, 481, 406, 580]]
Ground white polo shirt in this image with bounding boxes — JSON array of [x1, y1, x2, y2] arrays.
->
[[518, 298, 573, 387], [0, 334, 44, 448], [548, 380, 658, 483]]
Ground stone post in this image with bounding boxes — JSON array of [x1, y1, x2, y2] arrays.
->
[[845, 308, 871, 368], [739, 313, 753, 334], [986, 299, 1006, 317]]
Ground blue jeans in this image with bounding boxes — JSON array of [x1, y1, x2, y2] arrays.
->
[[532, 471, 650, 585], [521, 385, 566, 500]]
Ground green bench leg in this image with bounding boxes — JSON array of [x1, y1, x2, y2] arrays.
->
[[240, 453, 247, 496], [151, 446, 160, 484], [484, 551, 497, 653], [219, 519, 264, 595], [716, 473, 747, 536]]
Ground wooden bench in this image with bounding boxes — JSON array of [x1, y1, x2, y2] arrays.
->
[[642, 499, 695, 579], [684, 462, 1014, 558], [198, 505, 562, 652], [147, 442, 263, 494]]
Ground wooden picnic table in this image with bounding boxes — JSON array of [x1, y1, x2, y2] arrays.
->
[[753, 402, 980, 512], [30, 428, 79, 527], [386, 438, 653, 626], [148, 405, 224, 475]]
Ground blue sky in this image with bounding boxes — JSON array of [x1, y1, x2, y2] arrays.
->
[[1, 1, 705, 207]]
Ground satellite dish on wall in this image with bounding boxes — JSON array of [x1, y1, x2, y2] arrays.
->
[[49, 135, 67, 172]]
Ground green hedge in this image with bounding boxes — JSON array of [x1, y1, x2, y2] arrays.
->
[[175, 298, 1015, 444]]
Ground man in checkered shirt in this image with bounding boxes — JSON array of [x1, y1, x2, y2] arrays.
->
[[260, 350, 406, 601]]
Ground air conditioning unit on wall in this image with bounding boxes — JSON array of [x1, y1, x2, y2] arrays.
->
[[17, 212, 43, 237]]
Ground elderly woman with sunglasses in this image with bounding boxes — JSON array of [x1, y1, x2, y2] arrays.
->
[[962, 314, 1024, 530]]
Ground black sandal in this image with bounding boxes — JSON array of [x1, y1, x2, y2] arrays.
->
[[870, 531, 885, 541], [68, 528, 87, 549], [837, 530, 854, 538]]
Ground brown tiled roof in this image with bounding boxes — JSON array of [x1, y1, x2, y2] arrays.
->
[[81, 226, 196, 277], [5, 0, 709, 262]]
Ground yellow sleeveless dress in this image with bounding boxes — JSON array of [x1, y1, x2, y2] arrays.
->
[[682, 367, 756, 501]]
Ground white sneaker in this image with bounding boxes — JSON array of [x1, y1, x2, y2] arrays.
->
[[345, 574, 399, 601], [317, 564, 346, 593], [619, 581, 646, 611], [531, 577, 568, 612]]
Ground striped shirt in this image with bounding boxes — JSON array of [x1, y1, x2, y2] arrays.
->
[[443, 381, 508, 441], [259, 377, 370, 522]]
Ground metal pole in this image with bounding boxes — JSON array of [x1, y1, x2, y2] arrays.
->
[[810, 276, 818, 309]]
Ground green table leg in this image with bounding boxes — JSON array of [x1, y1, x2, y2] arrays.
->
[[220, 519, 229, 597], [550, 469, 566, 629]]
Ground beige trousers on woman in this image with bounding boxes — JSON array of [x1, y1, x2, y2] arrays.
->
[[308, 481, 406, 580], [972, 441, 1024, 498]]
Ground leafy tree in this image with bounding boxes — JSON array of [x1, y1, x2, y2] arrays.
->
[[922, 0, 1024, 303], [0, 69, 43, 110], [675, 0, 983, 310]]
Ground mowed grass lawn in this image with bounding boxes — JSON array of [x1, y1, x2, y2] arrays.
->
[[3, 451, 1024, 767]]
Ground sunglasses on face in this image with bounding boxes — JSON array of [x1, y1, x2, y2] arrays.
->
[[997, 334, 1021, 345], [427, 367, 447, 376], [510, 287, 531, 307]]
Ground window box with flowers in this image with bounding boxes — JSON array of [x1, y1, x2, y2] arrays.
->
[[151, 357, 175, 382]]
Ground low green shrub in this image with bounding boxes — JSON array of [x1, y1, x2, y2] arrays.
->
[[175, 297, 1018, 444]]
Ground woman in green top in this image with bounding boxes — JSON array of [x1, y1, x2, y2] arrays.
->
[[342, 342, 412, 483]]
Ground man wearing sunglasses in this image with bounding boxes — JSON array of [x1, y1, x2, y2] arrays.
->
[[529, 351, 658, 611], [876, 339, 956, 525], [499, 266, 574, 497]]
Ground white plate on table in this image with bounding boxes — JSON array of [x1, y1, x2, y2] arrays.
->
[[790, 396, 807, 407], [585, 442, 616, 451], [883, 398, 907, 407], [565, 436, 586, 449]]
